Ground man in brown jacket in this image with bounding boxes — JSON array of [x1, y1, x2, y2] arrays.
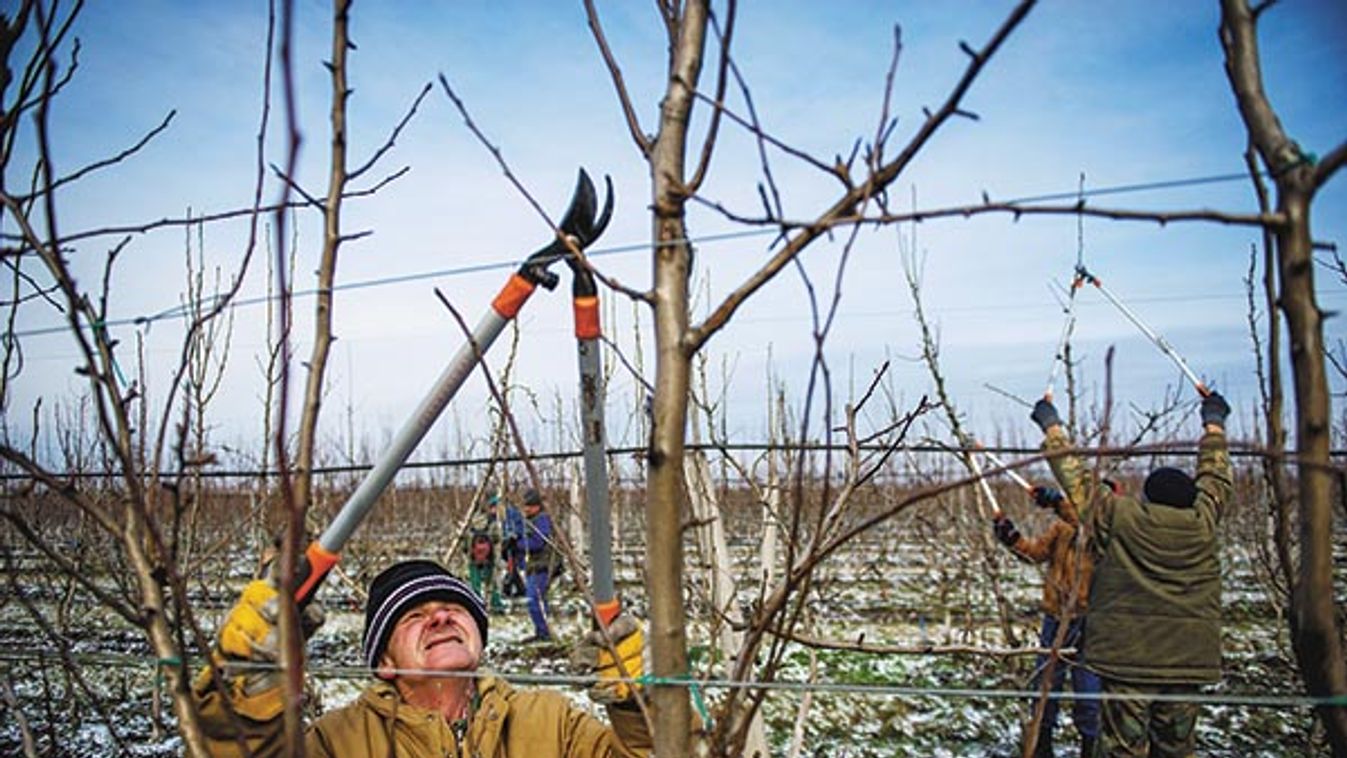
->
[[994, 483, 1101, 758], [194, 559, 650, 757]]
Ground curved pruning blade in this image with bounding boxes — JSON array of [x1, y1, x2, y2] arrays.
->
[[558, 168, 598, 241]]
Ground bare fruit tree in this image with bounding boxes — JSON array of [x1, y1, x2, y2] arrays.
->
[[1219, 0, 1347, 750], [584, 1, 1037, 753], [1, 1, 429, 754], [580, 0, 1342, 753], [0, 3, 266, 754]]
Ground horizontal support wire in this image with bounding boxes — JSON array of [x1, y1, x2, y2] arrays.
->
[[0, 649, 1337, 709], [11, 170, 1299, 340], [3, 442, 1340, 482]]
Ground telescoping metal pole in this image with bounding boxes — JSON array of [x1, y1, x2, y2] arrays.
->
[[294, 169, 614, 605], [1076, 265, 1210, 397], [977, 444, 1034, 493], [1044, 273, 1085, 402], [957, 432, 1005, 519], [564, 196, 621, 627]]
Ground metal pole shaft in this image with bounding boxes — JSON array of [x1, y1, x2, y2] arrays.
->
[[317, 309, 510, 553], [961, 436, 1003, 518], [577, 336, 615, 610], [1091, 279, 1207, 393], [978, 445, 1033, 491]]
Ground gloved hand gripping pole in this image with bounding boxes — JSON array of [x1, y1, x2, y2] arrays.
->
[[294, 169, 615, 606]]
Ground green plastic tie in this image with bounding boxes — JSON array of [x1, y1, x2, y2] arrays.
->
[[635, 673, 713, 728], [90, 319, 130, 387], [154, 656, 182, 687]]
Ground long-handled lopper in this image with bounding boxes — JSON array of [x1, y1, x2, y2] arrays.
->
[[562, 233, 622, 626], [294, 169, 615, 606], [955, 432, 1005, 519], [1044, 271, 1086, 402], [1075, 264, 1211, 397], [976, 443, 1034, 494]]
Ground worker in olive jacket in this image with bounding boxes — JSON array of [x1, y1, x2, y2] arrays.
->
[[193, 559, 649, 757], [1030, 391, 1232, 757]]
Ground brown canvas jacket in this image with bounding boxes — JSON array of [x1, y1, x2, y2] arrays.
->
[[195, 672, 651, 758], [1009, 516, 1093, 618]]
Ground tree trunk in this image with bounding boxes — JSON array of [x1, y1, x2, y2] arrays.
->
[[1219, 1, 1347, 749], [1276, 187, 1347, 751], [645, 3, 709, 753]]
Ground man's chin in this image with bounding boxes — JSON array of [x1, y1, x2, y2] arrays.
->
[[424, 645, 479, 672]]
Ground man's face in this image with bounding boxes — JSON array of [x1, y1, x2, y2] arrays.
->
[[377, 599, 483, 679], [524, 502, 541, 516]]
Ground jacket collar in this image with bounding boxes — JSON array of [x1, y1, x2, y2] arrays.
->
[[359, 673, 516, 750]]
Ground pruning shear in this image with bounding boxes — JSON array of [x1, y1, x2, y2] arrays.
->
[[295, 169, 614, 606]]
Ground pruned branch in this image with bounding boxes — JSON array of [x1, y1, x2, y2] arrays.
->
[[583, 0, 653, 157], [684, 0, 1038, 353]]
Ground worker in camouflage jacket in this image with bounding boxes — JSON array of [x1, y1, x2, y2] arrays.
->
[[192, 559, 649, 757], [993, 479, 1100, 757], [1030, 391, 1233, 757]]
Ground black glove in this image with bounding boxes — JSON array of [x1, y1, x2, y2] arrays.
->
[[1030, 398, 1062, 432], [993, 516, 1021, 547], [1032, 486, 1065, 509], [1200, 391, 1230, 428]]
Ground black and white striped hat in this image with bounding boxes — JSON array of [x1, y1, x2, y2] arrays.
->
[[361, 560, 489, 673]]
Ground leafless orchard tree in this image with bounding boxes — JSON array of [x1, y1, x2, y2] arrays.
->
[[576, 0, 1343, 754], [582, 1, 1038, 753], [1219, 1, 1347, 750], [0, 1, 273, 753], [0, 0, 427, 754]]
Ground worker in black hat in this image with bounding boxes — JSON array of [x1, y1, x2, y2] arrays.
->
[[1028, 391, 1233, 757], [193, 559, 648, 757]]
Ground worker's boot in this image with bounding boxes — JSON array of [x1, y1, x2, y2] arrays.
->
[[1079, 734, 1098, 758]]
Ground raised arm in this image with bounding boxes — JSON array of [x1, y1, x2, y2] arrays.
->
[[1194, 392, 1234, 529]]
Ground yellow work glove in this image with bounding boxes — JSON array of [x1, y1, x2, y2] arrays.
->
[[205, 579, 325, 721], [574, 613, 644, 705]]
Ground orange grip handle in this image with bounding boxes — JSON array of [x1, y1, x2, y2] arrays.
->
[[573, 295, 601, 340], [595, 598, 622, 627], [491, 274, 537, 319], [295, 541, 340, 606]]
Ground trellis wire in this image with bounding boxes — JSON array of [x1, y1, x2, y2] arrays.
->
[[0, 650, 1337, 709]]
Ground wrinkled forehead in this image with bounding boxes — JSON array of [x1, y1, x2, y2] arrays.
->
[[397, 597, 472, 623]]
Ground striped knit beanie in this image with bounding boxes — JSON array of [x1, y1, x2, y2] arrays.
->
[[361, 560, 489, 673]]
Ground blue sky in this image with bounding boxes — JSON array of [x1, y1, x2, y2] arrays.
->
[[10, 1, 1346, 467]]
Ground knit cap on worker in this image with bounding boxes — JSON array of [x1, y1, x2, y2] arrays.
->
[[361, 559, 489, 674], [1143, 467, 1197, 508]]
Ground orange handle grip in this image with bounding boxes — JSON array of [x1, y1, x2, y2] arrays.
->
[[295, 541, 340, 606], [573, 295, 601, 340], [492, 274, 537, 320]]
